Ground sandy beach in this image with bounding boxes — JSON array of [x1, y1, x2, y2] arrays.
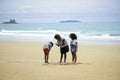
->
[[0, 40, 120, 80]]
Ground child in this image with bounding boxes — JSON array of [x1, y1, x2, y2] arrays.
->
[[69, 33, 78, 63], [54, 34, 69, 63], [43, 42, 53, 63]]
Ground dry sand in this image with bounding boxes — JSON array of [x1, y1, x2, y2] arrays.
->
[[0, 40, 120, 80]]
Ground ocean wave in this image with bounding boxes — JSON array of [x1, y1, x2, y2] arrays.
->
[[0, 29, 57, 33], [0, 30, 120, 40]]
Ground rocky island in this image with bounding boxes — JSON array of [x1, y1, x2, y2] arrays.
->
[[3, 19, 17, 24], [59, 20, 80, 23]]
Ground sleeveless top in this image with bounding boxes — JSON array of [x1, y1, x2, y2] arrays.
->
[[57, 38, 68, 48], [70, 39, 77, 52]]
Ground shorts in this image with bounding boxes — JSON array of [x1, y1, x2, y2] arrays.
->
[[43, 48, 49, 55], [71, 46, 77, 52], [60, 46, 69, 54]]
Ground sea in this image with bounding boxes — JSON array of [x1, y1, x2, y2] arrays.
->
[[0, 22, 120, 44]]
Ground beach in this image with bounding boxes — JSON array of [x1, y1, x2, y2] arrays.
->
[[0, 40, 120, 80], [1, 0, 120, 79]]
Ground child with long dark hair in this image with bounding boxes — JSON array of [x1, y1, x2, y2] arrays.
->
[[69, 33, 78, 63]]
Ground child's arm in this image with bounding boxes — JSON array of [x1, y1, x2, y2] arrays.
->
[[56, 39, 65, 46], [75, 42, 78, 52], [56, 43, 59, 46]]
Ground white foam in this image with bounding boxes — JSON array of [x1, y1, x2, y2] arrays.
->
[[0, 30, 120, 41]]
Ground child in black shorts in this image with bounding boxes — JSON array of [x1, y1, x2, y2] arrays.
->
[[54, 34, 69, 63]]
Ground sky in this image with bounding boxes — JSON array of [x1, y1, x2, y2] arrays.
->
[[0, 0, 120, 23]]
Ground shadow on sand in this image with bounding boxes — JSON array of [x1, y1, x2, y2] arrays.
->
[[42, 62, 91, 66]]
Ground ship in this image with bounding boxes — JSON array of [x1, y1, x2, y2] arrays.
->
[[3, 19, 17, 24]]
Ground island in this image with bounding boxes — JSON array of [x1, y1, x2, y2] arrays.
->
[[3, 19, 17, 24], [59, 20, 80, 23]]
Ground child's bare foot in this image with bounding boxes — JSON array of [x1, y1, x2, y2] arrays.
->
[[64, 61, 66, 63], [47, 62, 50, 64], [59, 61, 62, 63], [45, 61, 48, 63]]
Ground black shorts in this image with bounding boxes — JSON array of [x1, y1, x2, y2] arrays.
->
[[60, 46, 69, 54]]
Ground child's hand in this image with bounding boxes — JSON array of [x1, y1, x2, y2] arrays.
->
[[56, 43, 59, 46]]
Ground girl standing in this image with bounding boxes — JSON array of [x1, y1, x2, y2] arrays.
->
[[69, 33, 78, 63]]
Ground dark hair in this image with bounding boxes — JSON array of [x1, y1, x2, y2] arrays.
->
[[54, 34, 61, 39], [49, 42, 53, 47], [69, 33, 77, 40]]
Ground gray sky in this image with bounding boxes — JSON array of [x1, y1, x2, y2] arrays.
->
[[0, 0, 120, 23]]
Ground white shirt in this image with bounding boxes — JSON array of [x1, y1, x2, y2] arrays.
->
[[70, 39, 78, 52], [57, 38, 68, 48], [43, 43, 52, 50], [70, 39, 77, 46]]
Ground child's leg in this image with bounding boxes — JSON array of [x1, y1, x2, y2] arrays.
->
[[60, 54, 63, 63], [44, 55, 47, 63], [46, 54, 49, 63], [72, 52, 74, 62], [72, 52, 77, 63], [74, 53, 77, 63], [64, 53, 67, 63], [44, 48, 49, 63]]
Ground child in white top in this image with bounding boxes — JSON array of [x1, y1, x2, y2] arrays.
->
[[69, 33, 78, 63], [54, 34, 69, 63], [43, 42, 53, 63]]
